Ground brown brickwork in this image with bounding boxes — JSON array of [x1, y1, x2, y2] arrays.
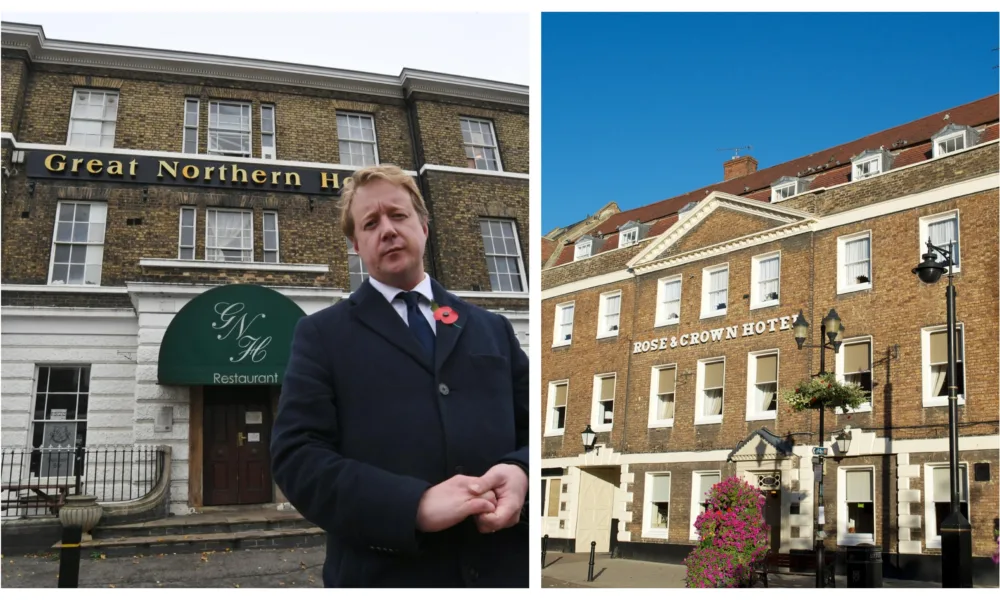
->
[[627, 461, 735, 545], [1, 53, 28, 134], [414, 100, 529, 174]]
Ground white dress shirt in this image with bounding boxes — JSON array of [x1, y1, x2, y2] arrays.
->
[[368, 273, 437, 335]]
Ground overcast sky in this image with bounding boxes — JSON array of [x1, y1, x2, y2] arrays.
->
[[1, 12, 529, 85]]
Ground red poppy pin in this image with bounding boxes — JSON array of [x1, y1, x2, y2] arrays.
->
[[431, 301, 460, 328]]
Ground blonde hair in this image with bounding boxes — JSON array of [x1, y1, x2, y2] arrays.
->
[[339, 164, 429, 239]]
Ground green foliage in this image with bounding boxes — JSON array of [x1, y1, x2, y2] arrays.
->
[[781, 372, 869, 413]]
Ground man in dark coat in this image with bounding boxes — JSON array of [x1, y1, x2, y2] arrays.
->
[[271, 165, 529, 587]]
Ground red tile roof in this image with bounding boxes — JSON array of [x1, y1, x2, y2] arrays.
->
[[548, 94, 998, 269], [541, 237, 558, 266]]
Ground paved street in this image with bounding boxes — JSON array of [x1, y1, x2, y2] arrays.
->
[[541, 552, 957, 588], [1, 546, 324, 588]]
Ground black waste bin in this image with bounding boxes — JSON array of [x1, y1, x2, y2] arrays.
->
[[844, 544, 882, 588]]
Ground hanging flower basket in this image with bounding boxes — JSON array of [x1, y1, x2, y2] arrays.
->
[[781, 372, 869, 413]]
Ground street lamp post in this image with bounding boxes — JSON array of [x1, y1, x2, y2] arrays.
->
[[792, 308, 844, 588], [913, 239, 973, 587]]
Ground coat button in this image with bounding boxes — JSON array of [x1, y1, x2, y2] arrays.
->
[[439, 383, 450, 396]]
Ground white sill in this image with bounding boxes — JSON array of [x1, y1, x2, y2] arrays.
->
[[926, 537, 942, 550], [596, 330, 620, 339], [139, 258, 329, 272], [654, 318, 680, 328], [923, 395, 966, 408], [544, 429, 565, 438], [5, 283, 128, 294], [695, 415, 723, 425], [750, 299, 780, 310], [746, 411, 777, 422], [552, 340, 573, 348], [836, 403, 873, 414], [837, 282, 872, 295], [838, 534, 875, 546], [592, 423, 613, 433], [700, 309, 727, 320], [641, 528, 669, 540], [648, 419, 674, 429]]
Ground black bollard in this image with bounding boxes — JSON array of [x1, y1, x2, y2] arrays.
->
[[587, 541, 596, 582], [542, 534, 549, 569], [58, 525, 83, 588]]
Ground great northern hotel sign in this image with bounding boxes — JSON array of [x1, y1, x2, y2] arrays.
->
[[633, 313, 801, 354], [26, 150, 351, 195]]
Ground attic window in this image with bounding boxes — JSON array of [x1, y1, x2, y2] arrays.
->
[[771, 180, 802, 202], [853, 156, 881, 180], [935, 131, 965, 157], [575, 240, 592, 260], [619, 227, 639, 248]]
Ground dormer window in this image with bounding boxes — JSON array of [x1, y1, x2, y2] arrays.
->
[[619, 227, 639, 248], [932, 124, 980, 158], [575, 240, 592, 260], [770, 177, 808, 202], [851, 149, 893, 181]]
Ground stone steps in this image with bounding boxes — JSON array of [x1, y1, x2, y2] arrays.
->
[[92, 511, 311, 540], [54, 526, 326, 558]]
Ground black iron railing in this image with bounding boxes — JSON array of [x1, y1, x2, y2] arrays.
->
[[1, 445, 165, 518]]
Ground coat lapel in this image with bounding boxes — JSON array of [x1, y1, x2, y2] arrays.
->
[[349, 280, 434, 374], [431, 279, 469, 373]]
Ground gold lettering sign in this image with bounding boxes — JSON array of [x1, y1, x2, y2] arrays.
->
[[44, 154, 66, 172]]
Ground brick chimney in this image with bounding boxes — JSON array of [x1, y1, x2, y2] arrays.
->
[[723, 155, 758, 181]]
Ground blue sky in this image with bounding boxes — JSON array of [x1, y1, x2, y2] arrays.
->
[[542, 12, 999, 233]]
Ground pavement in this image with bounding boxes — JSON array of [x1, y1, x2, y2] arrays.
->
[[0, 545, 324, 588], [541, 552, 960, 588]]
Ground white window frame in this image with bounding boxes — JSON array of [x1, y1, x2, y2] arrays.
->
[[694, 357, 725, 425], [204, 207, 253, 262], [263, 211, 279, 264], [182, 98, 199, 154], [346, 237, 369, 292], [66, 88, 119, 149], [642, 471, 672, 539], [29, 365, 91, 477], [591, 373, 616, 433], [260, 104, 276, 160], [574, 240, 592, 261], [648, 364, 677, 428], [771, 181, 798, 203], [545, 380, 569, 437], [553, 301, 575, 347], [654, 275, 682, 327], [836, 230, 872, 294], [745, 350, 779, 421], [835, 336, 873, 414], [918, 210, 961, 274], [337, 111, 379, 167], [178, 206, 196, 260], [480, 218, 528, 293], [837, 466, 876, 546], [923, 462, 970, 549], [750, 251, 781, 310], [700, 263, 729, 319], [596, 290, 622, 338], [460, 117, 503, 172], [853, 156, 881, 180], [48, 201, 107, 287], [921, 323, 966, 407], [933, 131, 967, 158], [619, 227, 639, 248], [208, 100, 253, 158], [690, 470, 722, 540]]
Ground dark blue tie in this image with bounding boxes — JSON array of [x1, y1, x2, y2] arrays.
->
[[398, 291, 435, 358]]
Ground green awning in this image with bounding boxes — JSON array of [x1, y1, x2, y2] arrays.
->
[[158, 284, 306, 385]]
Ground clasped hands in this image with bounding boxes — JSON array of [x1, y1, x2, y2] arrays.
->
[[415, 463, 527, 534]]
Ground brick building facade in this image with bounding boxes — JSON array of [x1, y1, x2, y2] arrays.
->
[[540, 94, 999, 583], [0, 22, 529, 518]]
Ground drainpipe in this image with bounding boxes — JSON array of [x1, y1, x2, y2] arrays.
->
[[616, 267, 640, 452], [404, 94, 441, 280]]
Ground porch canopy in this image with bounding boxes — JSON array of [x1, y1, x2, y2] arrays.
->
[[157, 284, 306, 385]]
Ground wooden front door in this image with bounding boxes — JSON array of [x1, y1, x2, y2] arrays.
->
[[203, 386, 273, 506], [765, 490, 782, 551]]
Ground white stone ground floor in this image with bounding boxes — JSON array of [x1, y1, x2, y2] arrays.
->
[[540, 431, 1000, 561], [1, 282, 529, 518]]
